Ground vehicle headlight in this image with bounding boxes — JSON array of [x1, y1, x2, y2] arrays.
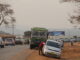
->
[[44, 46, 48, 50]]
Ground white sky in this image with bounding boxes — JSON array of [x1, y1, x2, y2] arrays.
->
[[0, 0, 79, 35]]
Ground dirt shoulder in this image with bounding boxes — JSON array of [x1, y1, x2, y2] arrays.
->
[[27, 50, 59, 60], [61, 42, 80, 60], [27, 42, 80, 60]]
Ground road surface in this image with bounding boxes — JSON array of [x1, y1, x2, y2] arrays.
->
[[0, 45, 34, 60], [1, 43, 80, 60]]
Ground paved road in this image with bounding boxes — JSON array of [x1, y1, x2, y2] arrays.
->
[[0, 45, 31, 60]]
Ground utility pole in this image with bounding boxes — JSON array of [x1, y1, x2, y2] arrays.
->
[[11, 17, 16, 35], [12, 24, 15, 35]]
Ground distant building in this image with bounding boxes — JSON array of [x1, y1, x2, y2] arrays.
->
[[0, 31, 15, 38]]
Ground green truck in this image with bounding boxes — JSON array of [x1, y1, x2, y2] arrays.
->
[[30, 27, 48, 49]]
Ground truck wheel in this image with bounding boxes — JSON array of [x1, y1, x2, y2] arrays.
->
[[30, 45, 33, 49], [58, 57, 61, 59], [57, 55, 61, 59]]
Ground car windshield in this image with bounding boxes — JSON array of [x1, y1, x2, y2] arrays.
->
[[46, 41, 60, 48]]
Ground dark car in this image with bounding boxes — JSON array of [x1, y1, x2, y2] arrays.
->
[[15, 38, 23, 45], [0, 37, 5, 48]]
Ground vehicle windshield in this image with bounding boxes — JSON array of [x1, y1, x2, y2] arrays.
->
[[46, 41, 60, 48]]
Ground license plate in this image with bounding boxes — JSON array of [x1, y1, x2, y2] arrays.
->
[[48, 52, 55, 55]]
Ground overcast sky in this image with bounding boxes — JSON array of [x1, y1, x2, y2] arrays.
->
[[0, 0, 79, 35]]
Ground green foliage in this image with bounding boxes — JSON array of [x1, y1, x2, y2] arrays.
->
[[31, 27, 48, 31]]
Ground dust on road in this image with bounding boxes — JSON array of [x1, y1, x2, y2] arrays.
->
[[27, 50, 59, 60]]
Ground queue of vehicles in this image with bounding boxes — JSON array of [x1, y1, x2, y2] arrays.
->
[[42, 37, 80, 58], [0, 37, 26, 48], [0, 37, 15, 48], [28, 27, 65, 58], [0, 27, 80, 58], [28, 27, 80, 58]]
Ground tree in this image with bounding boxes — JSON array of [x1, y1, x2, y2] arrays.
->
[[60, 0, 80, 25], [0, 3, 14, 26], [11, 17, 16, 23]]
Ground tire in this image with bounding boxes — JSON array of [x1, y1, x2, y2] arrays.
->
[[30, 45, 34, 49], [57, 56, 61, 59]]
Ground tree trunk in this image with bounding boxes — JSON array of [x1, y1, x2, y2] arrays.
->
[[0, 12, 4, 26]]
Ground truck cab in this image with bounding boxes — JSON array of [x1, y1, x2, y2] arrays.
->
[[30, 27, 48, 49]]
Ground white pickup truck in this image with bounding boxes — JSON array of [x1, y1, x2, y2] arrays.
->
[[0, 37, 5, 48]]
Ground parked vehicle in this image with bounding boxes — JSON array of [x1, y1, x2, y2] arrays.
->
[[15, 40, 23, 45], [43, 40, 61, 58], [55, 39, 64, 48], [0, 37, 5, 48], [5, 38, 15, 46], [15, 38, 24, 45], [76, 38, 80, 42], [30, 27, 48, 49], [70, 38, 76, 42], [64, 38, 70, 42]]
